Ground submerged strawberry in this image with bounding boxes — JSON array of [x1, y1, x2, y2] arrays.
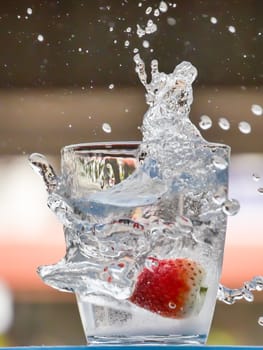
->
[[129, 257, 207, 318]]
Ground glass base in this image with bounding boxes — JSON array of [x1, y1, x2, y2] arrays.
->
[[87, 334, 206, 345]]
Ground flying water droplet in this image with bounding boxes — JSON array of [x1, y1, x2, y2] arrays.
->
[[108, 83, 115, 89], [145, 20, 158, 35], [167, 17, 176, 26], [228, 25, 236, 33], [37, 34, 44, 42], [210, 17, 218, 24], [199, 115, 212, 130], [258, 316, 263, 326], [27, 7, 33, 15], [222, 199, 240, 216], [238, 121, 251, 134], [252, 173, 261, 181], [102, 123, 112, 133], [159, 1, 168, 13], [154, 9, 160, 17], [251, 104, 263, 116], [142, 40, 150, 48], [145, 6, 152, 15], [124, 40, 130, 47], [218, 117, 230, 130]]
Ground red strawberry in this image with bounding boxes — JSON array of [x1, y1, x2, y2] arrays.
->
[[129, 257, 207, 319]]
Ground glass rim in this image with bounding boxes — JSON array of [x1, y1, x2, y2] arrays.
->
[[62, 141, 141, 154]]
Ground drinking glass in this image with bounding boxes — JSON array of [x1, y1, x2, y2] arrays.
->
[[36, 141, 230, 345]]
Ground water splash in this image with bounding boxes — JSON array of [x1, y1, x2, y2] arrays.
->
[[218, 276, 263, 304], [29, 153, 57, 193]]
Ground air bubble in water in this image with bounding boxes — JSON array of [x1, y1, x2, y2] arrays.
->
[[37, 34, 44, 42], [142, 40, 150, 48], [238, 121, 251, 134], [222, 199, 240, 216], [168, 302, 176, 309], [251, 104, 263, 116], [252, 173, 261, 181], [102, 123, 112, 133], [228, 25, 236, 33], [108, 84, 114, 89], [199, 115, 212, 130], [258, 317, 263, 326], [213, 187, 227, 205], [124, 40, 130, 47], [159, 1, 168, 13], [210, 17, 218, 24], [167, 17, 176, 26], [133, 48, 139, 53], [212, 156, 228, 170], [27, 7, 33, 15], [258, 187, 263, 195], [145, 258, 159, 271], [218, 117, 230, 130]]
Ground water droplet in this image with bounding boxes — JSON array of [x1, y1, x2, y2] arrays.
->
[[78, 47, 82, 52], [238, 121, 251, 134], [27, 7, 33, 15], [252, 173, 261, 181], [126, 27, 132, 33], [142, 40, 150, 48], [213, 156, 228, 170], [168, 302, 176, 309], [222, 199, 240, 216], [199, 115, 212, 130], [124, 40, 130, 47], [154, 9, 160, 17], [251, 104, 263, 116], [145, 258, 159, 271], [228, 25, 236, 33], [102, 123, 112, 133], [138, 2, 142, 7], [133, 48, 139, 53], [159, 1, 168, 13], [145, 20, 158, 35], [213, 187, 227, 205], [37, 34, 44, 42], [258, 316, 263, 326], [210, 16, 218, 24], [68, 124, 72, 128], [257, 187, 263, 195], [218, 117, 230, 130], [17, 15, 21, 19], [136, 24, 146, 38], [109, 26, 114, 32], [145, 6, 152, 15], [167, 17, 176, 26], [109, 83, 114, 90]]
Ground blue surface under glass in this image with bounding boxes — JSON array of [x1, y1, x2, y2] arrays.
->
[[1, 346, 263, 350]]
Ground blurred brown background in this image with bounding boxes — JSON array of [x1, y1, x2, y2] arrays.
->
[[0, 0, 262, 346]]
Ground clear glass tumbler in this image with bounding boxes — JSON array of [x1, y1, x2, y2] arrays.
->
[[36, 141, 230, 345]]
